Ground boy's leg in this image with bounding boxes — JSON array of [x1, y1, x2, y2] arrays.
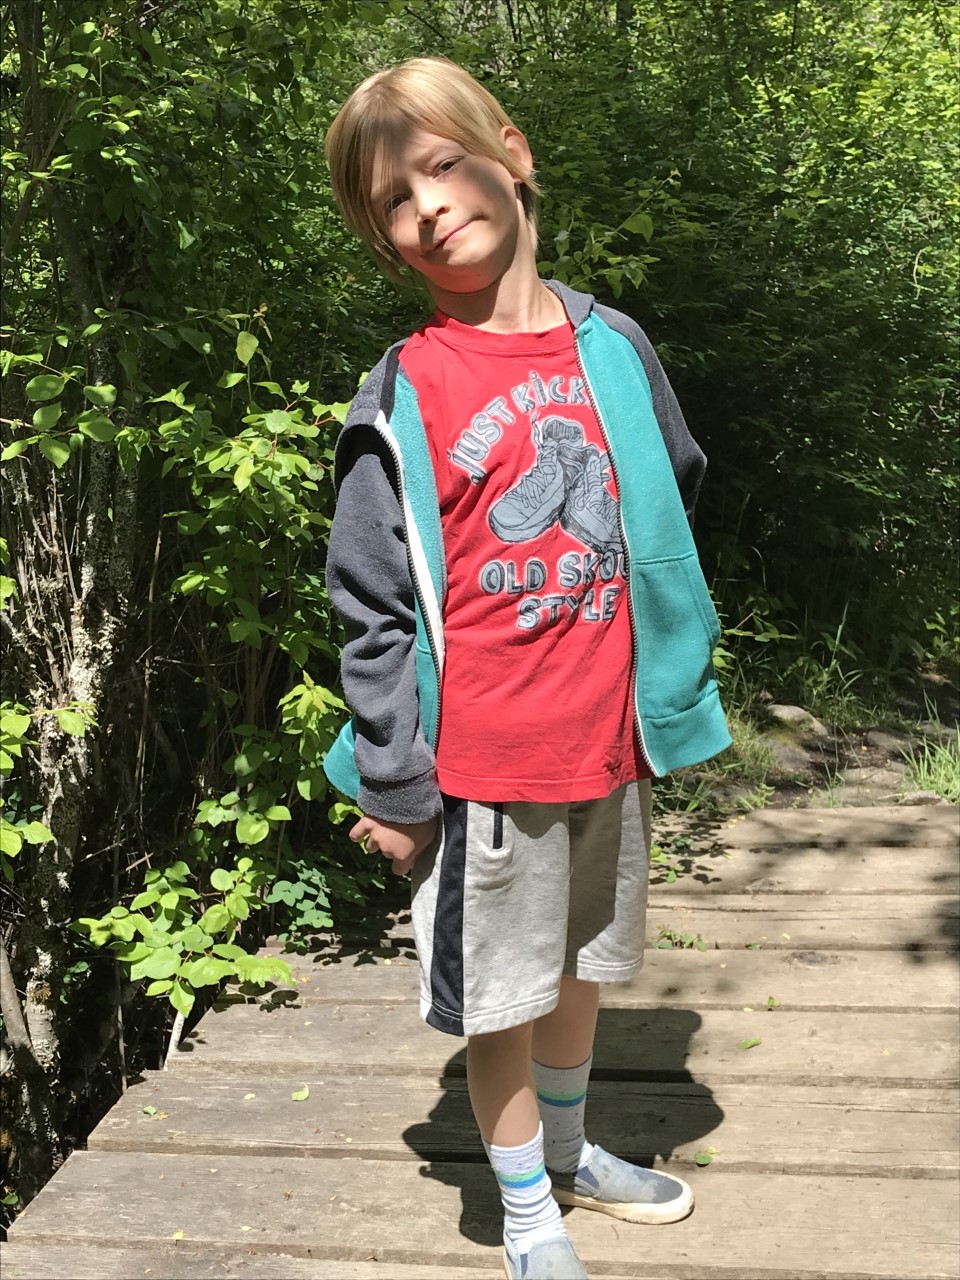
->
[[532, 781, 694, 1225], [468, 1022, 587, 1279], [531, 976, 599, 1174]]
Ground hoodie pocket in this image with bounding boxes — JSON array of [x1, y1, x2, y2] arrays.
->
[[633, 553, 720, 722]]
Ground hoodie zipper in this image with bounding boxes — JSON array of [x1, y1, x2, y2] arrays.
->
[[572, 333, 654, 776]]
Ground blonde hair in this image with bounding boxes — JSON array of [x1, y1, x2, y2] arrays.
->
[[325, 57, 540, 283]]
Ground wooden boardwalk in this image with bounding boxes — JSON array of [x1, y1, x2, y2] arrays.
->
[[4, 804, 959, 1279]]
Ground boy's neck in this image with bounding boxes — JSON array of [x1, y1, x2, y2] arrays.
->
[[428, 257, 566, 334]]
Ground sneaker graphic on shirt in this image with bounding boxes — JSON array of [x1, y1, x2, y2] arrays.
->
[[488, 423, 573, 542], [560, 445, 623, 555]]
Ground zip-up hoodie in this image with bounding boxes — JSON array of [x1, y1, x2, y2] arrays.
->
[[323, 281, 731, 823]]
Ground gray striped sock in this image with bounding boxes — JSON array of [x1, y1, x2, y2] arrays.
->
[[483, 1122, 565, 1245]]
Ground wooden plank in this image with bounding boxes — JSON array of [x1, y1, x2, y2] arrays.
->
[[89, 1074, 960, 1178], [661, 805, 960, 848], [8, 1151, 959, 1279], [644, 893, 959, 950], [646, 843, 960, 896], [0, 1244, 519, 1280], [247, 947, 960, 1014], [175, 1004, 959, 1087], [269, 894, 960, 954]]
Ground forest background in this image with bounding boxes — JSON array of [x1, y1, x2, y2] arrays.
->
[[1, 0, 957, 1222]]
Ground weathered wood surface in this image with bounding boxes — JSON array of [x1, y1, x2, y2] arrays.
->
[[249, 946, 960, 1012], [175, 1002, 959, 1087], [9, 1150, 960, 1279], [661, 805, 959, 847], [7, 803, 959, 1280], [646, 843, 960, 895], [0, 1251, 513, 1280], [293, 893, 960, 952], [91, 1075, 960, 1177]]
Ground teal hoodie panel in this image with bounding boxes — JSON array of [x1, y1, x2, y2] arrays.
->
[[575, 314, 731, 774]]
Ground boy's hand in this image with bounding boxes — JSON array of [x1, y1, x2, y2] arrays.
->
[[348, 813, 439, 877]]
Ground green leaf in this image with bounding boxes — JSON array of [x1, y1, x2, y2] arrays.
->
[[235, 812, 270, 845], [1, 439, 36, 461], [694, 1146, 717, 1166], [169, 980, 195, 1017], [20, 821, 53, 844], [38, 437, 72, 468], [138, 947, 180, 980], [738, 1037, 762, 1051], [210, 867, 234, 892], [290, 1084, 309, 1101], [78, 414, 117, 443], [767, 996, 781, 1010], [225, 891, 250, 921], [55, 709, 86, 735], [25, 374, 65, 402], [184, 956, 234, 987], [142, 1105, 158, 1116], [236, 332, 259, 366], [83, 384, 117, 407], [264, 410, 292, 433], [212, 943, 246, 960], [32, 402, 62, 429], [199, 904, 231, 934], [159, 890, 179, 909], [623, 212, 654, 240], [145, 980, 173, 997], [0, 825, 23, 858], [217, 371, 246, 389], [233, 457, 255, 491], [263, 805, 291, 822], [130, 888, 161, 910]]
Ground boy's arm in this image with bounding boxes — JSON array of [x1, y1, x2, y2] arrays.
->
[[325, 428, 442, 826], [595, 305, 707, 523]]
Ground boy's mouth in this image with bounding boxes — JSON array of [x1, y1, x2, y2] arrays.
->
[[430, 221, 472, 252]]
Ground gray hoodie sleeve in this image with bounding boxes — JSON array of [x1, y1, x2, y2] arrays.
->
[[594, 304, 706, 522], [325, 428, 442, 825]]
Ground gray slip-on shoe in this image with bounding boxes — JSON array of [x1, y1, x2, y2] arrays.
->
[[549, 1144, 694, 1225], [502, 1231, 589, 1279]]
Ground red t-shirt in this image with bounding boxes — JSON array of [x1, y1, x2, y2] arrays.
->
[[399, 313, 650, 802]]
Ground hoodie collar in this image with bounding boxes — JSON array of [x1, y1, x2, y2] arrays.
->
[[544, 279, 595, 329]]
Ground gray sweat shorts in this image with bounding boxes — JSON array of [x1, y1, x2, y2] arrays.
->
[[410, 779, 652, 1037]]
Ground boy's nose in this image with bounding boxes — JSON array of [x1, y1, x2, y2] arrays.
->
[[414, 183, 449, 224]]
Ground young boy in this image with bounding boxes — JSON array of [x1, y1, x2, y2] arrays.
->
[[322, 57, 731, 1280]]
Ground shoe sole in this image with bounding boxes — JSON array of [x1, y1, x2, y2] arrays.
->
[[551, 1184, 695, 1225]]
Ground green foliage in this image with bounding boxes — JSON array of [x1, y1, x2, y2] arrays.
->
[[0, 700, 93, 880], [900, 730, 960, 804], [72, 857, 293, 1018]]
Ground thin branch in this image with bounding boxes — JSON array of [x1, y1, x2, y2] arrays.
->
[[0, 931, 44, 1084]]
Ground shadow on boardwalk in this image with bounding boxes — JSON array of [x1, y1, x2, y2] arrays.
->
[[403, 1008, 723, 1249]]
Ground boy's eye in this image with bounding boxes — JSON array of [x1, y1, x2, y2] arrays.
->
[[384, 193, 406, 215], [437, 157, 461, 174]]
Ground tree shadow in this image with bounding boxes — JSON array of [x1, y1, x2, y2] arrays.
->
[[402, 1007, 723, 1248]]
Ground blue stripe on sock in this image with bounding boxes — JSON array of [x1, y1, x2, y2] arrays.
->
[[536, 1090, 587, 1108], [498, 1164, 546, 1189]]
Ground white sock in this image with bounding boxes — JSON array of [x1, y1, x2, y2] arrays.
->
[[533, 1056, 595, 1175], [483, 1122, 565, 1246]]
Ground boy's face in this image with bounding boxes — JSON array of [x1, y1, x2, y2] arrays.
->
[[373, 127, 533, 297]]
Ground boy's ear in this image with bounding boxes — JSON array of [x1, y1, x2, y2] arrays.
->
[[500, 125, 534, 182]]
